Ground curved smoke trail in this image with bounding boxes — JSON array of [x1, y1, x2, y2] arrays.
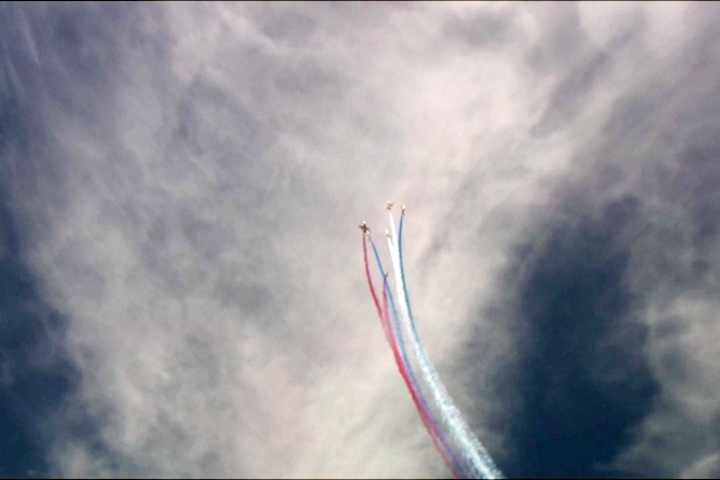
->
[[380, 273, 466, 479], [386, 206, 503, 480], [362, 232, 464, 478]]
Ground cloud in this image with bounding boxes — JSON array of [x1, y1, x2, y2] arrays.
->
[[0, 2, 719, 478]]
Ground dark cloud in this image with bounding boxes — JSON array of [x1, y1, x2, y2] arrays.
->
[[0, 200, 79, 477], [446, 6, 720, 477], [488, 196, 657, 478]]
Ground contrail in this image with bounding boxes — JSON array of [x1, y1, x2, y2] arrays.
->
[[385, 205, 504, 479], [361, 231, 464, 478]]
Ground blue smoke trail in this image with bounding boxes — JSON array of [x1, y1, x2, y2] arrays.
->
[[391, 207, 504, 479], [369, 235, 469, 478]]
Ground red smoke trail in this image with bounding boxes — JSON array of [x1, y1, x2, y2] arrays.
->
[[363, 233, 462, 479], [362, 232, 383, 321]]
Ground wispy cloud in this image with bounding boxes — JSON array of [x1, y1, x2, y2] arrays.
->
[[1, 2, 719, 478]]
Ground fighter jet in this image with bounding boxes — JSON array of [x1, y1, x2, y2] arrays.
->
[[386, 201, 394, 210], [358, 221, 370, 234]]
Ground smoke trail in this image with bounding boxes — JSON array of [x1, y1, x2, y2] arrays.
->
[[362, 231, 383, 322], [381, 274, 465, 479], [370, 234, 467, 478], [362, 232, 464, 478], [387, 206, 504, 480]]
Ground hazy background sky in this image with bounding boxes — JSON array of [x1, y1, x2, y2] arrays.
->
[[1, 2, 720, 478]]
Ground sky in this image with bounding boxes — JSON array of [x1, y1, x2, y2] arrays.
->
[[1, 2, 720, 478]]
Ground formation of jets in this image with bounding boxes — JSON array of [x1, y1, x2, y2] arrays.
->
[[358, 202, 406, 235]]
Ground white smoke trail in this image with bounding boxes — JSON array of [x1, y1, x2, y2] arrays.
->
[[386, 205, 503, 480]]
